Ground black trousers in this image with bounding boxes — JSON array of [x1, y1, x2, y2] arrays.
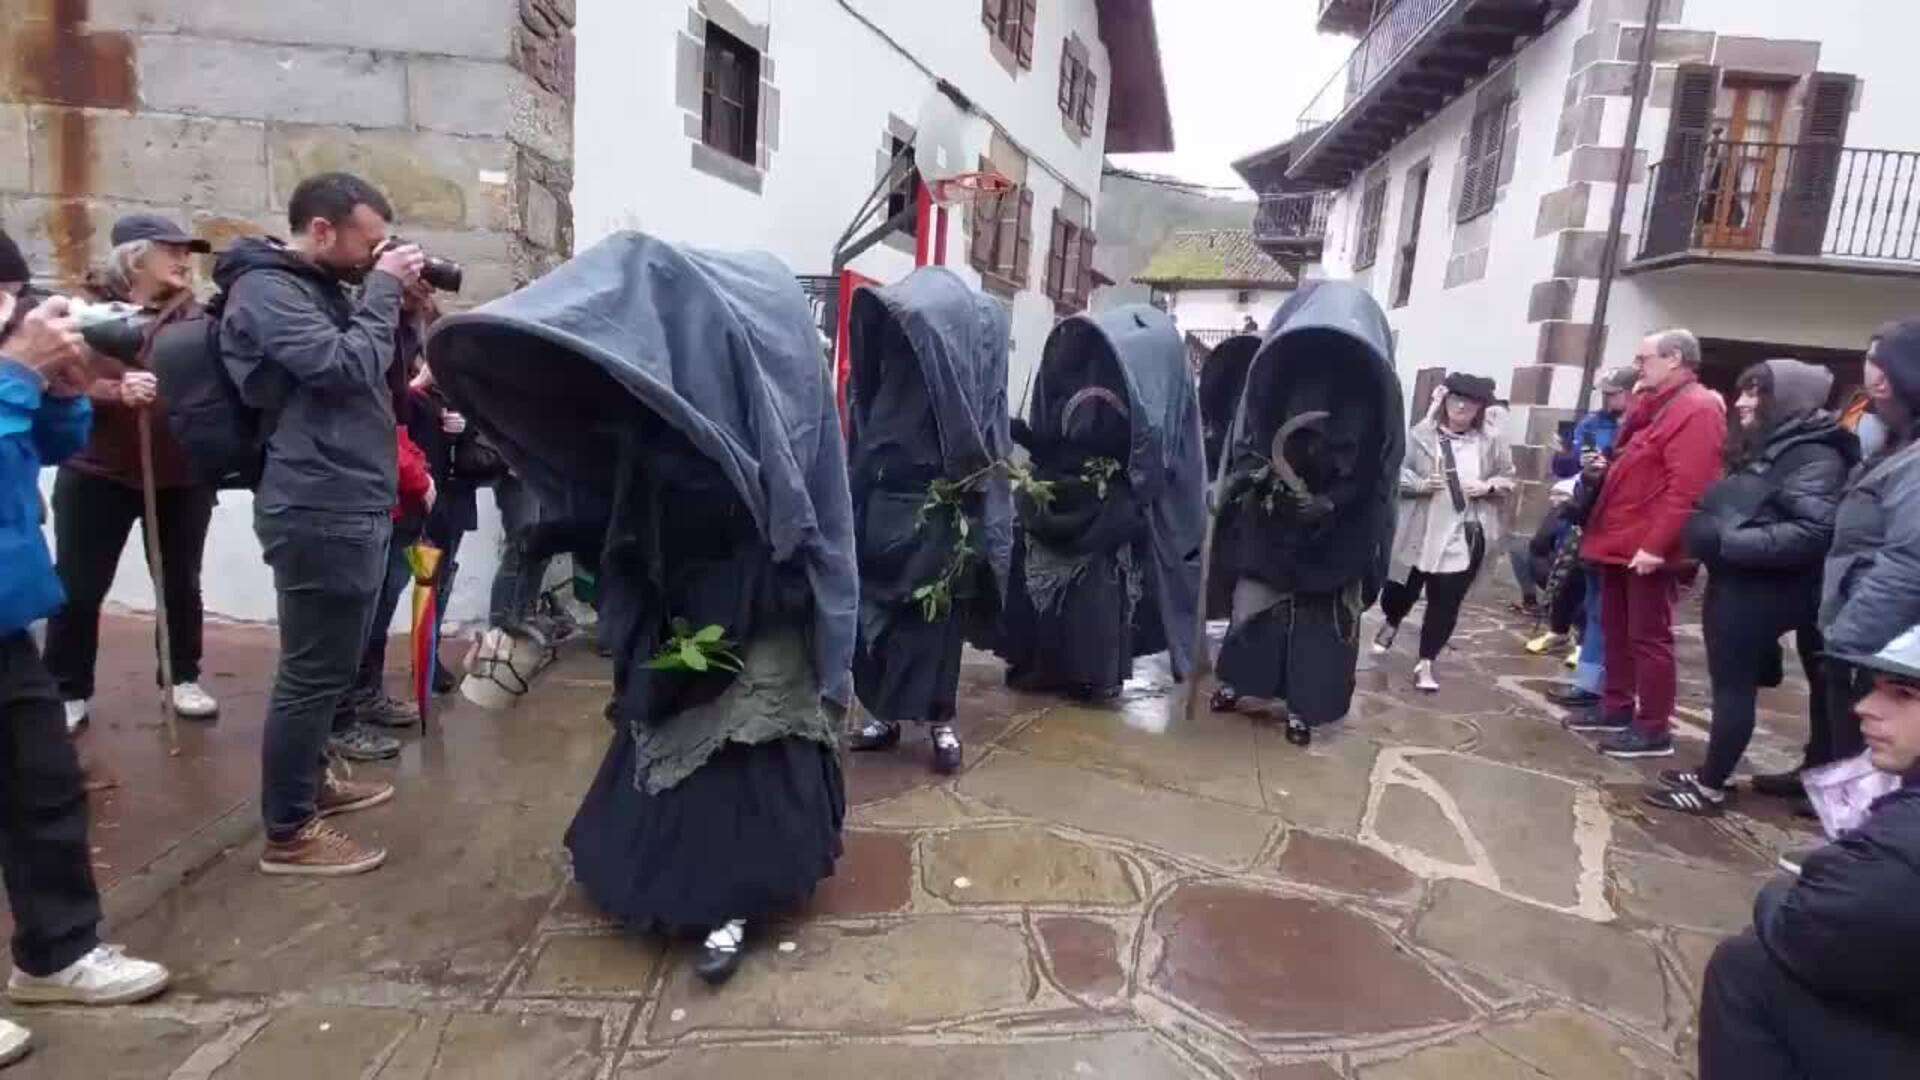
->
[[42, 467, 216, 702], [0, 633, 103, 976], [256, 507, 389, 841], [1808, 658, 1869, 770], [1700, 574, 1829, 789], [1701, 930, 1920, 1079], [1379, 562, 1477, 661]]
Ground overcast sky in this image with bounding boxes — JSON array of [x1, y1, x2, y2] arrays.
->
[[1109, 0, 1354, 189]]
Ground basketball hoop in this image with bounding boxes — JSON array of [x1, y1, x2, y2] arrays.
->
[[929, 170, 1014, 207]]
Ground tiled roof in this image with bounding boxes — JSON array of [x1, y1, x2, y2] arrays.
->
[[1134, 229, 1296, 289]]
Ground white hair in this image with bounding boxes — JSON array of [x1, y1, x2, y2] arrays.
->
[[101, 238, 155, 300], [1648, 328, 1702, 371]]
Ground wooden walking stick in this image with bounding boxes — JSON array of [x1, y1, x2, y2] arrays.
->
[[136, 408, 181, 756]]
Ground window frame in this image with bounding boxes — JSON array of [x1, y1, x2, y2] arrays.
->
[[700, 22, 761, 165], [1457, 94, 1513, 223], [982, 0, 1039, 69], [969, 153, 1034, 291], [1391, 161, 1431, 308], [1353, 174, 1389, 270]]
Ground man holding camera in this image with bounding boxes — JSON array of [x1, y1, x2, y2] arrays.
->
[[219, 172, 425, 876], [0, 229, 172, 1068]]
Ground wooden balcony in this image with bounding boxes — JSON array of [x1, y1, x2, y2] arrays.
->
[[1627, 141, 1920, 279], [1289, 0, 1574, 186], [1252, 190, 1337, 263]]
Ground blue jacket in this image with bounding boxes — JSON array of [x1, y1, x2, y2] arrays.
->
[[1551, 410, 1621, 479], [0, 359, 92, 634]]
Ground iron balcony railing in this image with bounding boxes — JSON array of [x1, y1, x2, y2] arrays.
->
[[1253, 190, 1337, 247], [1297, 0, 1455, 131], [1637, 141, 1920, 264]]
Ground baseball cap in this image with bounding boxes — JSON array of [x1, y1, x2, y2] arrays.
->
[[109, 213, 211, 253], [1599, 367, 1638, 394], [1833, 625, 1920, 683]]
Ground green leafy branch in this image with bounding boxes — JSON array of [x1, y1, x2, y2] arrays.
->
[[643, 618, 743, 673], [1080, 456, 1122, 501]]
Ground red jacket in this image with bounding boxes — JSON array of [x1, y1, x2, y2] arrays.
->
[[395, 426, 432, 522], [1580, 373, 1727, 566]]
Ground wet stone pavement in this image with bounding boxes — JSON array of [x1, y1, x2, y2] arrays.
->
[[9, 599, 1825, 1078]]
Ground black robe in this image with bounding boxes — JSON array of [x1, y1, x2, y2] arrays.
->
[[1002, 413, 1147, 698]]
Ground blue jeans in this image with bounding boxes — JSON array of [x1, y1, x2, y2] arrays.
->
[[1574, 570, 1605, 694], [256, 506, 390, 841], [488, 475, 551, 626]]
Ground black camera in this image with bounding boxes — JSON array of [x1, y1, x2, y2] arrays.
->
[[375, 236, 463, 294], [72, 299, 157, 363]]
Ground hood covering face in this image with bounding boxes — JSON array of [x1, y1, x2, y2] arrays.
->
[[425, 231, 859, 706], [1032, 305, 1206, 677], [1223, 280, 1405, 593], [1200, 333, 1260, 475], [846, 267, 1014, 601], [1763, 357, 1836, 419], [1873, 318, 1920, 411]]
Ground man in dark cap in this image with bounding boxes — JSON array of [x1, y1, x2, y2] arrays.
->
[[1697, 624, 1920, 1078]]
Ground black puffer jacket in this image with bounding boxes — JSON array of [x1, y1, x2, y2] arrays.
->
[[1685, 361, 1858, 572], [1754, 783, 1920, 1032]]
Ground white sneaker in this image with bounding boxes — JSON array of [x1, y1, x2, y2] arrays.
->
[[170, 681, 219, 718], [7, 945, 170, 1006], [1413, 660, 1440, 693], [61, 700, 89, 734], [0, 1018, 29, 1068]]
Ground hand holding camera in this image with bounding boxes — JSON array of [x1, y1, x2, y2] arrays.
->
[[8, 296, 89, 386], [373, 242, 426, 288]]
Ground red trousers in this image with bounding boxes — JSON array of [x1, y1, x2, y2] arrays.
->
[[1599, 564, 1681, 737]]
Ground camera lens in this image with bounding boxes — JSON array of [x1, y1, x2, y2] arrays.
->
[[421, 257, 464, 294]]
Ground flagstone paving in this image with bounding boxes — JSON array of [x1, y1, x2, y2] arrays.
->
[[13, 600, 1827, 1076]]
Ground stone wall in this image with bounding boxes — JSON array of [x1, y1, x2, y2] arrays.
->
[[0, 0, 575, 299]]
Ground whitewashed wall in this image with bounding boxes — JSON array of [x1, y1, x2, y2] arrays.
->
[[1166, 287, 1292, 334], [572, 0, 1115, 399]]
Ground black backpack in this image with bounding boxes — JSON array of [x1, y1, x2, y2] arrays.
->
[[147, 290, 265, 491]]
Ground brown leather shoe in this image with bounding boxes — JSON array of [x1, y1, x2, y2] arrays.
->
[[259, 820, 387, 877], [317, 768, 394, 819]]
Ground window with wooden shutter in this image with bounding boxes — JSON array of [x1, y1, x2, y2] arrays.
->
[[986, 0, 1036, 66], [1015, 0, 1038, 68], [1457, 95, 1511, 223], [1077, 69, 1098, 136], [1354, 175, 1388, 270], [1643, 63, 1720, 257], [1011, 187, 1035, 284], [982, 0, 1003, 32], [1058, 47, 1078, 114], [1074, 229, 1097, 307], [969, 155, 1001, 271], [1045, 211, 1069, 299], [1776, 72, 1857, 256], [701, 23, 761, 165]]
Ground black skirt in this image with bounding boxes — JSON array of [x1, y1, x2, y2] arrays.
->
[[564, 731, 845, 934], [1215, 588, 1360, 727], [854, 612, 965, 725]]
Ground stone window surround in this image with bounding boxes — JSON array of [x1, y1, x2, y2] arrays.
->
[[677, 0, 780, 196]]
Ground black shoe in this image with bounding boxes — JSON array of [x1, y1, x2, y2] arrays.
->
[[1210, 686, 1240, 713], [1285, 716, 1311, 747], [1546, 684, 1603, 708], [930, 724, 963, 775], [432, 663, 458, 695], [327, 722, 402, 762], [848, 718, 901, 752], [1644, 774, 1728, 816], [1563, 709, 1632, 734], [1600, 727, 1675, 759], [694, 920, 746, 986], [1749, 768, 1805, 798]]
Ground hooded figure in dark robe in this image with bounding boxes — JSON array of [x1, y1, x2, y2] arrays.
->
[[846, 268, 1012, 774], [1208, 281, 1404, 745], [1201, 333, 1261, 477], [426, 232, 857, 987], [1002, 306, 1207, 699]]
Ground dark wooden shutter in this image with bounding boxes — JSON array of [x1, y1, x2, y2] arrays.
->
[[1457, 111, 1487, 222], [1078, 69, 1098, 135], [1076, 229, 1097, 307], [982, 0, 1002, 31], [1011, 186, 1035, 284], [1644, 63, 1719, 257], [1775, 72, 1856, 256], [1045, 211, 1067, 299], [1016, 0, 1038, 68]]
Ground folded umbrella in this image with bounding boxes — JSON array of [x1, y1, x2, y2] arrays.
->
[[407, 541, 445, 731]]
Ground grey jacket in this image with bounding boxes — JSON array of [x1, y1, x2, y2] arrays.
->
[[1821, 437, 1920, 656], [216, 237, 402, 514], [1388, 409, 1514, 583]]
